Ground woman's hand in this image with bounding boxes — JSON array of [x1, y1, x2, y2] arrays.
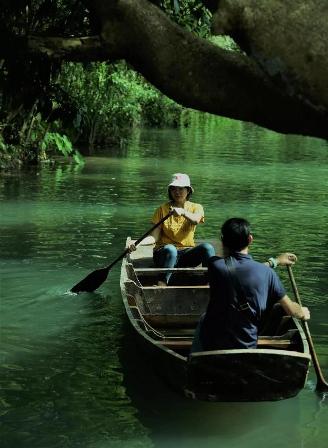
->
[[170, 206, 202, 224], [127, 240, 137, 252], [171, 207, 185, 216], [127, 233, 158, 252]]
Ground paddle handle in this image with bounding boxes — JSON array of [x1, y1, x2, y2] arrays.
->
[[287, 265, 328, 392], [105, 210, 174, 271]]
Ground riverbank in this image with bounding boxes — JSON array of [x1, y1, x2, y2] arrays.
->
[[0, 61, 190, 172]]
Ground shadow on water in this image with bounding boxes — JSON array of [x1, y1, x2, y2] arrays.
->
[[119, 320, 308, 448]]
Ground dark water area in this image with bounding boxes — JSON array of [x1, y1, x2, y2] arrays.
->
[[1, 115, 327, 447]]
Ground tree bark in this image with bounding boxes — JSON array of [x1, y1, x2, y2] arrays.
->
[[2, 0, 328, 140], [94, 0, 328, 139], [211, 0, 328, 114], [27, 35, 111, 61]]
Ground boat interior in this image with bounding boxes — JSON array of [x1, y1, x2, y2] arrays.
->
[[124, 243, 307, 358]]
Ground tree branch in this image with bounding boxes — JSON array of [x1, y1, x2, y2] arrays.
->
[[211, 0, 328, 115], [94, 0, 328, 139], [3, 0, 327, 140], [27, 35, 114, 61]]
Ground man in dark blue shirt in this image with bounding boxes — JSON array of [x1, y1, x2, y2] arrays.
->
[[193, 218, 310, 351]]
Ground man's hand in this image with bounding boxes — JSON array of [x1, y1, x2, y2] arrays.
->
[[277, 252, 297, 266], [301, 306, 310, 320]]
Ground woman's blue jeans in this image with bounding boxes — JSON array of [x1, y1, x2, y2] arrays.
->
[[153, 243, 215, 284]]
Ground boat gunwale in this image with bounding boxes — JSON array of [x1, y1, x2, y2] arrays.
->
[[120, 242, 311, 401], [189, 347, 311, 359], [120, 258, 187, 361], [121, 254, 310, 360]]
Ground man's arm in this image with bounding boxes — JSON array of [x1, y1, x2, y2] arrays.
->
[[278, 295, 310, 320]]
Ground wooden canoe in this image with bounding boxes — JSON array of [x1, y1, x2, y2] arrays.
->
[[120, 239, 311, 402]]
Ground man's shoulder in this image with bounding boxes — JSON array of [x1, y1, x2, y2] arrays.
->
[[244, 257, 271, 272], [209, 256, 271, 272], [209, 255, 224, 269], [244, 258, 277, 281]]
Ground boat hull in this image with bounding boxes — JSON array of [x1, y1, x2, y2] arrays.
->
[[187, 348, 310, 401], [120, 242, 311, 401]]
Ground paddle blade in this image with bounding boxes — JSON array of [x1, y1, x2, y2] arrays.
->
[[70, 267, 110, 293]]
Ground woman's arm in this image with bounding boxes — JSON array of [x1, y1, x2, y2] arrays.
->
[[139, 226, 161, 245], [127, 226, 161, 251]]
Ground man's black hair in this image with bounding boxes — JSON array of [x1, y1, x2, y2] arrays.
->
[[221, 218, 251, 251]]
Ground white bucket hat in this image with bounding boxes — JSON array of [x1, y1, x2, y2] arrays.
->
[[168, 173, 194, 193]]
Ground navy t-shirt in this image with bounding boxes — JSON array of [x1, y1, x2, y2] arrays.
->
[[200, 253, 286, 350]]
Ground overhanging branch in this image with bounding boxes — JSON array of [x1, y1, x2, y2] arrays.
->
[[95, 0, 328, 139], [27, 35, 114, 61], [2, 0, 327, 140]]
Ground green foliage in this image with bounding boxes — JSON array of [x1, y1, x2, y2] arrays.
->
[[1, 58, 187, 167], [58, 62, 141, 151], [161, 0, 212, 38], [0, 135, 5, 151], [0, 0, 195, 167], [0, 1, 91, 36], [41, 131, 83, 163], [0, 134, 23, 169], [20, 108, 81, 161], [209, 35, 242, 52], [41, 132, 72, 156], [139, 86, 184, 127], [57, 61, 186, 151], [0, 110, 82, 170]]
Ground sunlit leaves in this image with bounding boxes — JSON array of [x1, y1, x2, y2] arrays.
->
[[56, 61, 183, 151], [161, 0, 212, 38]]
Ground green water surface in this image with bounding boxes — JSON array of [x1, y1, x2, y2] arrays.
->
[[1, 115, 327, 448]]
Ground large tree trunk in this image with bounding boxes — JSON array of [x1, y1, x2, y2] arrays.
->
[[3, 0, 328, 140], [211, 0, 328, 115], [93, 0, 328, 139]]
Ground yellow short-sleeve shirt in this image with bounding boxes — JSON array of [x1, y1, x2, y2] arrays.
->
[[152, 201, 204, 249]]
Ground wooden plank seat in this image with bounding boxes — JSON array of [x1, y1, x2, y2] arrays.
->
[[142, 285, 209, 289], [135, 267, 208, 287], [134, 267, 207, 274], [130, 257, 154, 268], [155, 337, 296, 351]]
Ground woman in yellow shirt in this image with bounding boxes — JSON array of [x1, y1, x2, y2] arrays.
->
[[129, 173, 215, 286]]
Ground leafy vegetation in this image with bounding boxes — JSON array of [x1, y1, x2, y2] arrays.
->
[[56, 61, 184, 153], [0, 0, 212, 169], [161, 0, 212, 37]]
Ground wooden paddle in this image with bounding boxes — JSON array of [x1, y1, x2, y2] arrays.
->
[[287, 265, 328, 392], [70, 210, 173, 293]]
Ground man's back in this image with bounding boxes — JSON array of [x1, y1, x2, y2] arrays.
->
[[200, 253, 286, 350]]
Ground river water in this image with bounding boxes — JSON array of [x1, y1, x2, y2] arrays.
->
[[1, 115, 327, 448]]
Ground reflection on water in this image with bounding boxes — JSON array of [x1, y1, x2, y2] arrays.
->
[[0, 285, 152, 448], [0, 114, 327, 447], [120, 324, 300, 448]]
